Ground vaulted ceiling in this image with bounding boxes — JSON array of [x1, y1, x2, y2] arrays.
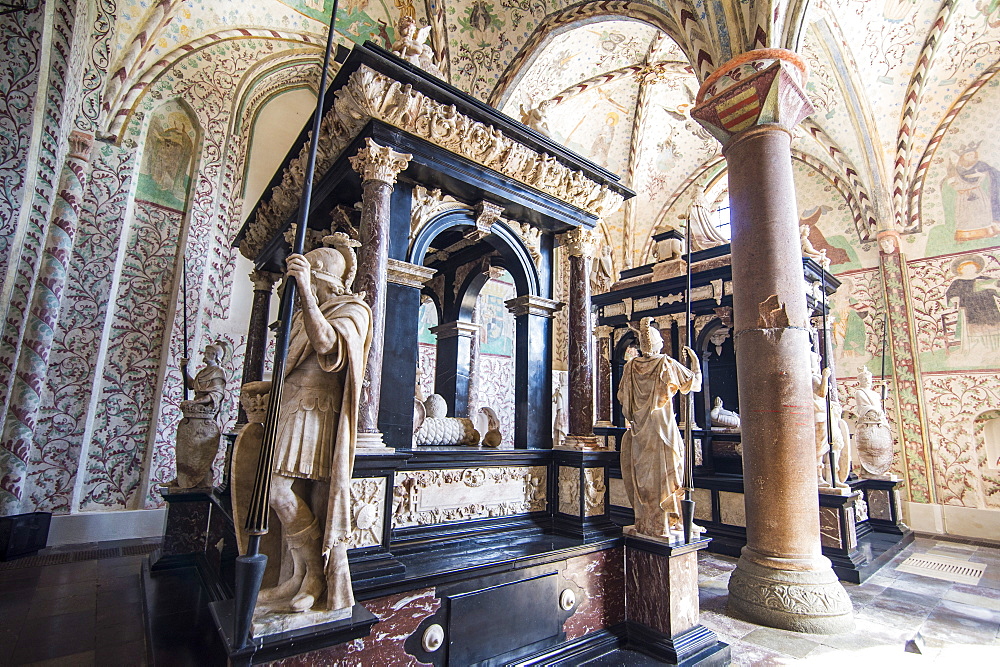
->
[[104, 1, 1000, 274]]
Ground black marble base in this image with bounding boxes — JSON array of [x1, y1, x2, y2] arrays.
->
[[209, 599, 377, 666], [829, 527, 915, 583], [519, 624, 627, 666], [628, 624, 730, 666]]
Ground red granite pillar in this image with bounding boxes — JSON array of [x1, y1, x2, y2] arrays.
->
[[560, 228, 601, 450], [692, 50, 853, 633], [349, 139, 411, 449]]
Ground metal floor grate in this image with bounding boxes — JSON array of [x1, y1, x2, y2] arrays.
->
[[896, 553, 986, 584], [0, 542, 159, 570]]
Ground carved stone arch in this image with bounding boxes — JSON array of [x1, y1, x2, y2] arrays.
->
[[408, 209, 541, 299]]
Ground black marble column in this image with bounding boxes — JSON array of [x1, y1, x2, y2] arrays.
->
[[236, 270, 278, 426], [379, 259, 435, 447], [506, 295, 561, 449], [431, 321, 479, 418], [349, 139, 411, 448], [561, 229, 601, 450]]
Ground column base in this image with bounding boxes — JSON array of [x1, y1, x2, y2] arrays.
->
[[727, 550, 854, 634], [558, 435, 605, 451], [355, 431, 393, 451]]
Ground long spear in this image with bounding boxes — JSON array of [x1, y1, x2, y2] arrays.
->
[[681, 212, 695, 544], [232, 0, 341, 651], [881, 310, 888, 405], [820, 264, 838, 488], [181, 256, 189, 401]]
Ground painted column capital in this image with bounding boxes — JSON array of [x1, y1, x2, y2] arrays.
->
[[876, 230, 901, 256], [559, 227, 599, 260], [249, 269, 281, 292], [349, 138, 412, 185], [691, 49, 813, 147], [68, 131, 94, 161]]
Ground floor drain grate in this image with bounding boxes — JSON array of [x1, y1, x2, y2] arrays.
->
[[896, 554, 986, 584]]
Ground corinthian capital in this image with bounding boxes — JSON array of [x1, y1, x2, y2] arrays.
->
[[349, 138, 412, 185], [560, 227, 598, 259]]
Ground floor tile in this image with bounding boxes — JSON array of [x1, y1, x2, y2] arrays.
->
[[741, 627, 821, 659]]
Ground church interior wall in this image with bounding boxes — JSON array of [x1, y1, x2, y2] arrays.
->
[[0, 0, 999, 546]]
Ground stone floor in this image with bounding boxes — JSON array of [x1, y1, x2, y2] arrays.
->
[[696, 534, 1000, 665], [0, 534, 998, 665]]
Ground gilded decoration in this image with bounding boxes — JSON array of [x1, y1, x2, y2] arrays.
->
[[391, 466, 547, 528], [241, 66, 624, 259]]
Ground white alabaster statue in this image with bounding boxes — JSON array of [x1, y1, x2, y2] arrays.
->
[[391, 15, 444, 78], [687, 189, 729, 251], [710, 396, 740, 431], [166, 339, 232, 490], [618, 317, 702, 538], [259, 233, 372, 614], [854, 366, 894, 477], [800, 224, 830, 268], [812, 352, 849, 490]]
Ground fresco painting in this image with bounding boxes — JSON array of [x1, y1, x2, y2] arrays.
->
[[134, 100, 197, 211]]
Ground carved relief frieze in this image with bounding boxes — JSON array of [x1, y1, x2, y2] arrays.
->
[[558, 467, 606, 517], [584, 468, 606, 517], [632, 296, 659, 313], [558, 467, 580, 516], [348, 477, 387, 549], [241, 66, 625, 259], [392, 466, 547, 528]]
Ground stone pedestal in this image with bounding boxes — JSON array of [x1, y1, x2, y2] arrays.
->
[[553, 450, 618, 540], [625, 536, 729, 665], [154, 488, 238, 592], [350, 139, 411, 449], [692, 50, 853, 633]]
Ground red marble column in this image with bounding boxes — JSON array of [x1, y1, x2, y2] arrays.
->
[[236, 270, 279, 426], [692, 50, 853, 633], [349, 139, 411, 449], [560, 228, 601, 450], [594, 325, 614, 427]]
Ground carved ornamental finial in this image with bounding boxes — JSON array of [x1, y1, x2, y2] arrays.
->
[[349, 138, 412, 185], [561, 227, 599, 259]]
